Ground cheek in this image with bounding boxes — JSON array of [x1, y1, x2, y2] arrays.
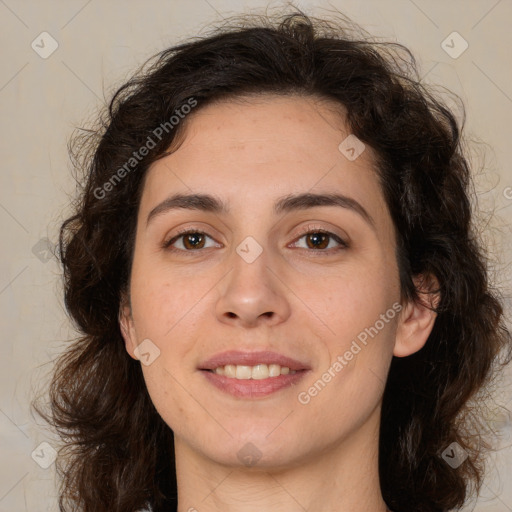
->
[[299, 260, 396, 332], [296, 259, 399, 388], [129, 260, 210, 339]]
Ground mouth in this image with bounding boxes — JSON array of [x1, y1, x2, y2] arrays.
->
[[198, 350, 311, 398]]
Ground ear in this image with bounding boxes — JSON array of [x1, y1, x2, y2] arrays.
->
[[394, 273, 441, 358], [119, 292, 138, 360]]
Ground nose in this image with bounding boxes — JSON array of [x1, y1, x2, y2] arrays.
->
[[214, 249, 291, 329]]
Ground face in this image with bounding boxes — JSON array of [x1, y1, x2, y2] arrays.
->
[[120, 94, 429, 469]]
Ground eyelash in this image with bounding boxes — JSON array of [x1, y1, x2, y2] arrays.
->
[[162, 225, 349, 255]]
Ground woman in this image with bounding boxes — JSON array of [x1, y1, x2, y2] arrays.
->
[[35, 9, 511, 512]]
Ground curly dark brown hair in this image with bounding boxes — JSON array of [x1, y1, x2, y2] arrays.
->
[[33, 8, 512, 512]]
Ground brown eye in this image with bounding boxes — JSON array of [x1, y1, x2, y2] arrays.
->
[[291, 229, 348, 252], [163, 230, 219, 252]]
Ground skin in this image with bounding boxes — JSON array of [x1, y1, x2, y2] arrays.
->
[[120, 94, 438, 512]]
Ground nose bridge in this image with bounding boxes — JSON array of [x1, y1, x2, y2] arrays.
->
[[215, 233, 290, 327]]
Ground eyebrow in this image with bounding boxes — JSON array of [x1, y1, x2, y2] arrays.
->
[[146, 192, 375, 229]]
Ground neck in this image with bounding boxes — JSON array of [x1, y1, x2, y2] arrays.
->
[[174, 404, 389, 512]]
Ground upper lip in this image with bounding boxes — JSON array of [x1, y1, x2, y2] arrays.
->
[[199, 350, 310, 371]]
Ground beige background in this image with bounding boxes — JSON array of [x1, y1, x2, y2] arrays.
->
[[0, 0, 511, 510]]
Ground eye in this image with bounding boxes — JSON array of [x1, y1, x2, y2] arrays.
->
[[290, 225, 349, 253], [162, 229, 221, 252], [162, 226, 349, 254]]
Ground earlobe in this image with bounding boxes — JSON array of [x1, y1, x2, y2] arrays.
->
[[393, 273, 441, 358]]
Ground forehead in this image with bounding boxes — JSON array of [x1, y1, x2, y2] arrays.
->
[[176, 93, 351, 160], [138, 93, 391, 234]]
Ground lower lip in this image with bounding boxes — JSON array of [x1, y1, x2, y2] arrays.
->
[[201, 370, 309, 398]]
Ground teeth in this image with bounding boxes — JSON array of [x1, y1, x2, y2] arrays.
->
[[213, 364, 297, 379]]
